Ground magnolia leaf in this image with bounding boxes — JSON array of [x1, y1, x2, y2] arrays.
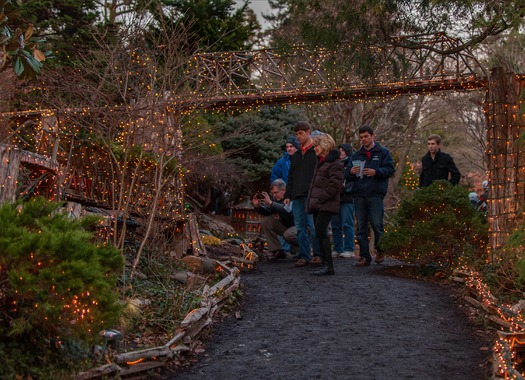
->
[[24, 54, 42, 73], [33, 48, 45, 62], [13, 56, 23, 76], [24, 24, 33, 40]]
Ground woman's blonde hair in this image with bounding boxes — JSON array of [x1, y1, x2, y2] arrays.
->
[[313, 133, 336, 156]]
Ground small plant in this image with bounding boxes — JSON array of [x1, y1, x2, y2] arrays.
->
[[119, 248, 204, 345], [381, 181, 488, 273], [0, 197, 123, 378]]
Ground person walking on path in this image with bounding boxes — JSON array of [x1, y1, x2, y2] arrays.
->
[[270, 136, 300, 185], [349, 125, 395, 267], [252, 179, 298, 261], [331, 143, 355, 259], [306, 133, 343, 275], [284, 121, 321, 267], [419, 134, 461, 188]]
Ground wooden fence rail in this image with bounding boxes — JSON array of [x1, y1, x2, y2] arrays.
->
[[76, 261, 240, 380]]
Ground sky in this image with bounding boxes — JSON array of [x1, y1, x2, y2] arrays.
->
[[235, 0, 273, 29]]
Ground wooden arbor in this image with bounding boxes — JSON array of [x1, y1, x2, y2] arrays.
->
[[1, 33, 524, 255], [184, 34, 525, 255]]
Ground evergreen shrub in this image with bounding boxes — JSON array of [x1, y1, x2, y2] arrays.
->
[[483, 220, 525, 301], [0, 197, 123, 378], [381, 181, 488, 272]]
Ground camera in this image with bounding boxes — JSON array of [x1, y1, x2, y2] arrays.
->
[[256, 193, 265, 199]]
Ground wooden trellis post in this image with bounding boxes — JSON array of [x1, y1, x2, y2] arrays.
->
[[0, 145, 22, 204], [485, 67, 525, 258]]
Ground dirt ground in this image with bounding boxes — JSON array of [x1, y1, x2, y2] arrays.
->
[[163, 255, 493, 380]]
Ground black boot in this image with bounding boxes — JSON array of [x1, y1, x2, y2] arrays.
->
[[312, 266, 335, 275]]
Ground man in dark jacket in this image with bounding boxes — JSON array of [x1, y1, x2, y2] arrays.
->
[[284, 121, 321, 267], [253, 179, 298, 261], [349, 125, 395, 267], [419, 134, 461, 188]]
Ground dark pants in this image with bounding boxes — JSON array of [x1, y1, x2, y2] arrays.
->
[[313, 211, 336, 270], [354, 196, 384, 262]]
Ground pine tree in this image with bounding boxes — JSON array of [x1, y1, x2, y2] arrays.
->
[[0, 197, 123, 378]]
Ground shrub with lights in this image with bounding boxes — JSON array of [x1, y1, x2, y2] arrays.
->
[[482, 219, 525, 302], [381, 181, 488, 273], [0, 197, 123, 379]]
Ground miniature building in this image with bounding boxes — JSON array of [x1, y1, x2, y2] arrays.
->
[[230, 198, 261, 236]]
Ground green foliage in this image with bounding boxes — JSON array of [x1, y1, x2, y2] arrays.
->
[[0, 197, 123, 378], [182, 114, 223, 155], [150, 0, 259, 52], [218, 106, 306, 191], [14, 0, 98, 66], [0, 0, 52, 79], [121, 248, 202, 336], [482, 219, 525, 301], [381, 181, 488, 272]]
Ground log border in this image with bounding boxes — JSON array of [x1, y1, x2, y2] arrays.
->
[[451, 269, 525, 379], [76, 260, 240, 380]]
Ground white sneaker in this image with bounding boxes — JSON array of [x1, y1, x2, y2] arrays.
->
[[332, 251, 340, 258], [339, 251, 354, 258]]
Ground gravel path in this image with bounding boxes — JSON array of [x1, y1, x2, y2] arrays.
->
[[165, 256, 492, 380]]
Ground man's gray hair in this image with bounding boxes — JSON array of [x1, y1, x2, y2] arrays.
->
[[270, 178, 286, 190]]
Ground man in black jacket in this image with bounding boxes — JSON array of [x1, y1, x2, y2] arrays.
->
[[284, 121, 321, 267], [253, 179, 298, 261], [419, 134, 461, 188]]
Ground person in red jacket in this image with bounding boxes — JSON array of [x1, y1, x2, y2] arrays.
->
[[307, 133, 343, 275]]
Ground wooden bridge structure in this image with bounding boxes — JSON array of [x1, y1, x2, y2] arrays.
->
[[1, 33, 524, 254], [182, 33, 488, 110]]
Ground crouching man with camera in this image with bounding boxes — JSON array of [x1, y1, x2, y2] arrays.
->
[[252, 178, 298, 261]]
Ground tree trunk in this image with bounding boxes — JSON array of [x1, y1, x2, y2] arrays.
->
[[390, 96, 424, 191], [485, 67, 525, 258]]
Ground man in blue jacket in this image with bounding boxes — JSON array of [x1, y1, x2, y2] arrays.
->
[[270, 136, 300, 184], [349, 125, 395, 267]]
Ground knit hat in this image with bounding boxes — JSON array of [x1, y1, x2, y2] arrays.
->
[[310, 130, 324, 138], [285, 136, 300, 150]]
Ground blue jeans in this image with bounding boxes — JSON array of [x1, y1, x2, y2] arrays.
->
[[292, 197, 320, 261], [279, 235, 291, 252], [354, 197, 384, 262], [331, 202, 355, 253]]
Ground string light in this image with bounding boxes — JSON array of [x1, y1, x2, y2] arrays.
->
[[2, 36, 525, 373]]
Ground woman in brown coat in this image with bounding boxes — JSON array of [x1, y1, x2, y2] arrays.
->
[[307, 133, 343, 275]]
